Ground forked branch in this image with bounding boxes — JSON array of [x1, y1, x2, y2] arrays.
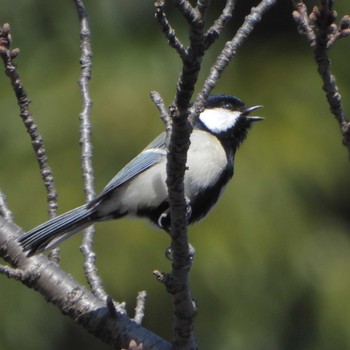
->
[[0, 24, 58, 220], [153, 1, 276, 348], [292, 0, 350, 155], [197, 0, 277, 106], [0, 218, 171, 350], [0, 22, 60, 263]]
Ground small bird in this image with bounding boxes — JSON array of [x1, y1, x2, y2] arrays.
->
[[19, 94, 263, 256]]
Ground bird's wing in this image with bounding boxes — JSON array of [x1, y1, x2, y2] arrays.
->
[[89, 133, 167, 206]]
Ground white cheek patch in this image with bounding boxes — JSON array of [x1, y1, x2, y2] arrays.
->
[[199, 108, 241, 133]]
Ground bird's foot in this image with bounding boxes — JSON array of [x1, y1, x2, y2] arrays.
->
[[158, 201, 192, 232]]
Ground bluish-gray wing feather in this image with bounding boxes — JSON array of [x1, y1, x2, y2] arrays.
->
[[142, 132, 166, 150], [19, 204, 92, 255], [19, 133, 167, 255], [90, 133, 166, 203]]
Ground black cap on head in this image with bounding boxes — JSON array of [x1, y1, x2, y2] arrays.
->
[[204, 94, 246, 112]]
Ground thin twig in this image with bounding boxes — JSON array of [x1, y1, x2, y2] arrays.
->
[[0, 22, 60, 263], [196, 0, 211, 19], [0, 265, 25, 279], [292, 0, 350, 155], [74, 0, 95, 204], [155, 1, 187, 60], [173, 0, 197, 25], [292, 0, 316, 46], [150, 91, 172, 147], [204, 0, 236, 49], [150, 91, 171, 129], [197, 0, 277, 106], [133, 290, 147, 324], [327, 15, 350, 47], [313, 2, 348, 138], [0, 189, 13, 223], [73, 0, 106, 300], [0, 24, 58, 220]]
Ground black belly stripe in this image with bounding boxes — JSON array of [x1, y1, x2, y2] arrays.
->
[[188, 165, 233, 224]]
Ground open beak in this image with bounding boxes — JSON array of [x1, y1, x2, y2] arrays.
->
[[242, 105, 264, 121]]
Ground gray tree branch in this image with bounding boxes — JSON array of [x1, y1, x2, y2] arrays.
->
[[0, 217, 171, 350], [0, 22, 60, 263], [153, 1, 277, 348], [73, 0, 107, 302], [292, 0, 350, 156], [0, 25, 58, 218], [196, 0, 277, 106], [0, 189, 13, 223]]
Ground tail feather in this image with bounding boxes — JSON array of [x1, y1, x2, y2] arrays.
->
[[19, 204, 94, 256]]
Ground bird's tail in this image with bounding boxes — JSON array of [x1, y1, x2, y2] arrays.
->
[[19, 204, 95, 256]]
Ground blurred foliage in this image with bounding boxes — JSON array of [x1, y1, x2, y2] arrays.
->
[[1, 0, 350, 349]]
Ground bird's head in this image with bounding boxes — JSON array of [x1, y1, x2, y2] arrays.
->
[[196, 94, 263, 151]]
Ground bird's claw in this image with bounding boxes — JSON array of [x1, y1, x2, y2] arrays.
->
[[158, 201, 192, 232]]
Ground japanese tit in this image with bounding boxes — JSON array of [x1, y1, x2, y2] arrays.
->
[[19, 94, 263, 256]]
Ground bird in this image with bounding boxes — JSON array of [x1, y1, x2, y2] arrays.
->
[[19, 94, 263, 256]]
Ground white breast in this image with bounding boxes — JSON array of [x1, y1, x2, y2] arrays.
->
[[184, 130, 228, 197]]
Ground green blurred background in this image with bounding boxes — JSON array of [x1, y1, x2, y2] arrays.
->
[[1, 1, 350, 349]]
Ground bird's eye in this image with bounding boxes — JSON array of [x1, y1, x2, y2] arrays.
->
[[222, 102, 233, 110]]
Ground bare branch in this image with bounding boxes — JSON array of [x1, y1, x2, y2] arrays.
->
[[150, 91, 171, 129], [204, 0, 236, 49], [154, 1, 276, 347], [153, 270, 170, 285], [0, 217, 171, 350], [156, 2, 208, 348], [328, 15, 350, 46], [196, 0, 211, 19], [197, 0, 277, 106], [0, 264, 25, 279], [154, 1, 187, 60], [292, 1, 316, 46], [0, 189, 13, 223], [150, 91, 172, 148], [72, 0, 107, 300], [174, 24, 205, 109], [0, 23, 58, 220], [173, 0, 197, 24], [133, 290, 147, 324], [292, 1, 350, 47], [292, 1, 350, 155], [74, 0, 95, 204], [166, 108, 194, 348], [0, 22, 60, 263]]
